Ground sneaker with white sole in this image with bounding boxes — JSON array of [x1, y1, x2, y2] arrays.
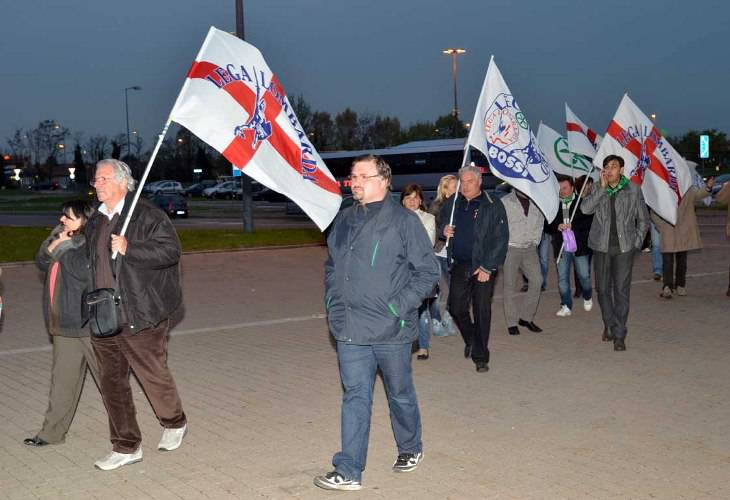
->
[[676, 286, 687, 296], [313, 471, 362, 491], [158, 424, 187, 451], [94, 448, 143, 471], [583, 299, 593, 312], [556, 305, 572, 317], [392, 451, 423, 472]]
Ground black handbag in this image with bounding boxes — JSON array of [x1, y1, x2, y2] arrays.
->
[[86, 258, 123, 338]]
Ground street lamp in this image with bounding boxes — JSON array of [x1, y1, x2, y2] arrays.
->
[[124, 85, 142, 160], [57, 143, 66, 165], [442, 48, 466, 137]]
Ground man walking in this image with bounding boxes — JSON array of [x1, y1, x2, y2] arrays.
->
[[581, 155, 649, 351], [439, 166, 509, 372], [314, 155, 439, 491], [500, 189, 545, 335], [86, 159, 187, 470], [546, 175, 594, 317]]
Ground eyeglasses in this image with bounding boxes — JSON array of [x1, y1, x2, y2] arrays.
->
[[90, 176, 114, 186], [348, 174, 381, 183]]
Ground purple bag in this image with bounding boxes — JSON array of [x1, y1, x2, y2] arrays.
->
[[562, 228, 577, 253]]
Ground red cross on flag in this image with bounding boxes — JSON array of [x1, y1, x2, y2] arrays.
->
[[565, 103, 602, 159], [593, 94, 692, 225], [169, 27, 341, 230]]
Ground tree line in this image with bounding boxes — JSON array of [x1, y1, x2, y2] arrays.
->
[[2, 98, 728, 187]]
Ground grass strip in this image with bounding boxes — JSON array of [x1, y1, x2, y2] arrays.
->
[[0, 226, 324, 263]]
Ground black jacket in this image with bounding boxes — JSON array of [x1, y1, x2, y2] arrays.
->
[[86, 194, 182, 333], [325, 195, 440, 345], [437, 191, 509, 273], [546, 196, 593, 257], [36, 226, 91, 337]]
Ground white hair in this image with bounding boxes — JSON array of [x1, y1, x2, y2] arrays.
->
[[458, 165, 482, 181], [96, 159, 137, 192]]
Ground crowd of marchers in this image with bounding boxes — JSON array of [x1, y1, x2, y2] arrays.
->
[[3, 154, 729, 491]]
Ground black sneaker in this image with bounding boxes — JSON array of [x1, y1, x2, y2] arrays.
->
[[313, 471, 362, 491], [392, 452, 423, 472]]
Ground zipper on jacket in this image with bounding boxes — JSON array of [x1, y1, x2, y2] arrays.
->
[[371, 240, 380, 267]]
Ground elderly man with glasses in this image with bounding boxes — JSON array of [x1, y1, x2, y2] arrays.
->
[[86, 159, 187, 470]]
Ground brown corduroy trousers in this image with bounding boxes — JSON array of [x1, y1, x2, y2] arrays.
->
[[91, 320, 186, 453]]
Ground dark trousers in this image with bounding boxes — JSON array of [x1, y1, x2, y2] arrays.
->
[[448, 260, 496, 364], [593, 250, 634, 340], [662, 251, 687, 289], [91, 320, 186, 453]]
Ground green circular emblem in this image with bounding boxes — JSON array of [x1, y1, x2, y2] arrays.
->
[[515, 112, 528, 129]]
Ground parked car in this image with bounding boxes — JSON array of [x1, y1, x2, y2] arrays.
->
[[151, 193, 188, 218], [149, 180, 183, 195], [203, 181, 239, 199], [184, 180, 218, 197], [142, 180, 165, 194]]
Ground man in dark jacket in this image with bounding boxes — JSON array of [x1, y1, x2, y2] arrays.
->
[[439, 166, 509, 372], [314, 155, 439, 491], [86, 159, 187, 471], [581, 155, 649, 351], [546, 175, 594, 317]]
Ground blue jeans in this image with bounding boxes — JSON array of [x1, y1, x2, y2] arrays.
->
[[538, 233, 552, 288], [557, 252, 592, 310], [333, 342, 422, 481], [650, 221, 662, 275], [419, 301, 432, 349]]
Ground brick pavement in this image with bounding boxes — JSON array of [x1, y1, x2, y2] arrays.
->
[[0, 224, 728, 499]]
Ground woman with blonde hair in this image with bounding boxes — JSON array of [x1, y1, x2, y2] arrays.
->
[[428, 174, 459, 336]]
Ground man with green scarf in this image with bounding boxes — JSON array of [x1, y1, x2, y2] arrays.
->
[[581, 155, 649, 351]]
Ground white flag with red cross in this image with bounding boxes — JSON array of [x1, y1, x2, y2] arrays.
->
[[565, 103, 602, 158], [169, 27, 341, 230], [593, 94, 692, 225]]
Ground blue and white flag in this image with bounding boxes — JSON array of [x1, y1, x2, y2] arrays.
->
[[466, 57, 558, 221]]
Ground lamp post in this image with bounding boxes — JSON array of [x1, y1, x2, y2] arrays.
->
[[124, 86, 142, 160], [442, 48, 466, 137]]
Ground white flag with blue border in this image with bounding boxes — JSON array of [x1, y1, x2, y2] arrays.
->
[[466, 57, 558, 221]]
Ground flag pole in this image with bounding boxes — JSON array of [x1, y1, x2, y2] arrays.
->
[[113, 119, 173, 259], [111, 28, 218, 259], [445, 139, 472, 250], [555, 162, 596, 264]]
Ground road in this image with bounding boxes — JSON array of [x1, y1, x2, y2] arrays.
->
[[1, 228, 729, 498]]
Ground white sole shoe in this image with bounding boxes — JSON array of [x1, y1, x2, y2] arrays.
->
[[583, 299, 593, 311], [94, 448, 143, 471], [158, 424, 188, 451]]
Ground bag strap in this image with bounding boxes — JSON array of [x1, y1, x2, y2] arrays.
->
[[112, 256, 122, 296]]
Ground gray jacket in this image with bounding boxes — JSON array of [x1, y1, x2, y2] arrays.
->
[[501, 191, 544, 248], [581, 181, 649, 253], [325, 195, 440, 345], [36, 225, 91, 337]]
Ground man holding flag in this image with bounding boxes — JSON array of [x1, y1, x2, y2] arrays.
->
[[581, 155, 649, 351]]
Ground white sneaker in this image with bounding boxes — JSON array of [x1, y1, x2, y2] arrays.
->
[[556, 305, 572, 317], [583, 299, 593, 312], [94, 448, 143, 471], [158, 424, 187, 451]]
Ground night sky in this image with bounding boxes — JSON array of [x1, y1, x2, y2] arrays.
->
[[2, 0, 728, 153]]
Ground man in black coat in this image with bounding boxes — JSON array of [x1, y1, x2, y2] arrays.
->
[[314, 155, 439, 491], [86, 159, 187, 471], [439, 166, 509, 373]]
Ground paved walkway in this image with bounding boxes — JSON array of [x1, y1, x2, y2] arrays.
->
[[0, 222, 728, 499]]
